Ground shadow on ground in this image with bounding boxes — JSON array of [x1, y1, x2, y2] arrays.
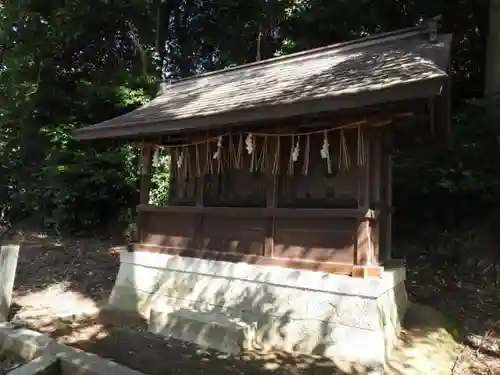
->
[[4, 232, 499, 374], [23, 312, 354, 375], [14, 302, 462, 375]]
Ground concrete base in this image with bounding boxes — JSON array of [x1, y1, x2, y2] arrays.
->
[[109, 251, 408, 366], [0, 245, 20, 321]]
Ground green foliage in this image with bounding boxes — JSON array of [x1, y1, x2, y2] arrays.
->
[[0, 0, 156, 233], [394, 102, 500, 228], [150, 154, 171, 206], [32, 131, 139, 232], [392, 101, 500, 284]]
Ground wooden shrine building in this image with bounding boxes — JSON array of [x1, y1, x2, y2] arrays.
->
[[74, 24, 452, 366]]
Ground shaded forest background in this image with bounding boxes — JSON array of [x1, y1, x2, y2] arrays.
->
[[1, 0, 500, 282]]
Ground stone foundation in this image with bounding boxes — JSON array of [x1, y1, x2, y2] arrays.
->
[[108, 251, 407, 366]]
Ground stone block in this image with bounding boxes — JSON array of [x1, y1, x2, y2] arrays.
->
[[108, 285, 151, 316], [149, 307, 256, 354], [0, 245, 20, 321]]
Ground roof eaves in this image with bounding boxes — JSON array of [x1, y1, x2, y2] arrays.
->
[[73, 75, 447, 140]]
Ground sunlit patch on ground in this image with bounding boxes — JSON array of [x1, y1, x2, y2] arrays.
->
[[13, 282, 100, 324]]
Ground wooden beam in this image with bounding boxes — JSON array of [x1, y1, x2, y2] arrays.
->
[[351, 265, 383, 278], [130, 243, 383, 277], [136, 204, 377, 219]]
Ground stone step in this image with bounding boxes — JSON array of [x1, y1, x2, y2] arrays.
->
[[148, 307, 256, 355]]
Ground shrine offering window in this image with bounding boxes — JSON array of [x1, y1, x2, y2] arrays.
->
[[277, 131, 361, 209], [203, 135, 267, 207]]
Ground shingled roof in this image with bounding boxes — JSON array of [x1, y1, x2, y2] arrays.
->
[[74, 25, 452, 140]]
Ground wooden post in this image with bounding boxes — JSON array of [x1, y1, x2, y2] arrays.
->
[[265, 138, 277, 258], [352, 219, 383, 277], [195, 141, 205, 250], [138, 142, 153, 242], [370, 130, 381, 205], [355, 219, 372, 266], [357, 130, 370, 209], [352, 128, 387, 277], [386, 155, 393, 261], [369, 129, 382, 262], [379, 152, 393, 263]]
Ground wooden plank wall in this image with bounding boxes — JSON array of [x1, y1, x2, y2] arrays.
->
[[139, 209, 360, 265], [136, 125, 389, 276]]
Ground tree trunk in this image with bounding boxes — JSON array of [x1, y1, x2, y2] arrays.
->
[[155, 0, 172, 81], [485, 0, 500, 99], [173, 0, 191, 78]]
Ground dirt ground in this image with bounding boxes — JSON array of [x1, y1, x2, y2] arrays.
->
[[22, 314, 354, 375], [17, 303, 461, 375], [5, 232, 500, 374]]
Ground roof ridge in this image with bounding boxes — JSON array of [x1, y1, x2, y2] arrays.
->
[[161, 24, 432, 91]]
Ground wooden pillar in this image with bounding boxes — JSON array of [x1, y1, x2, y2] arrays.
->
[[353, 129, 377, 277], [352, 128, 386, 277], [379, 151, 393, 263], [355, 219, 373, 265], [370, 130, 382, 205], [352, 218, 383, 277], [195, 142, 205, 250], [138, 142, 153, 242], [369, 129, 382, 262], [357, 130, 371, 209], [356, 130, 375, 265], [353, 129, 375, 275], [265, 138, 277, 258]]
